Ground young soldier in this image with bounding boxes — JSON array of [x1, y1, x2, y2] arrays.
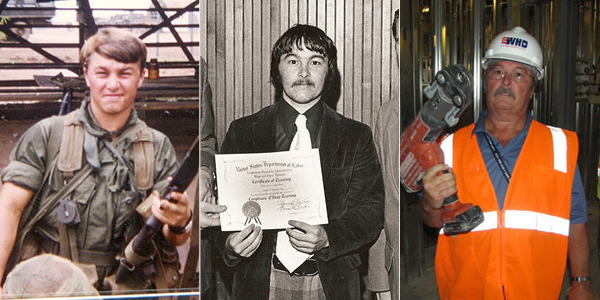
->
[[0, 27, 191, 294]]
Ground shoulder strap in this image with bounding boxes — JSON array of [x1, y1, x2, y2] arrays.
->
[[57, 114, 155, 191], [133, 127, 154, 191], [57, 111, 84, 181]]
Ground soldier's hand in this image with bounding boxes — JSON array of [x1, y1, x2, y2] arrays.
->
[[286, 220, 329, 254], [422, 164, 457, 211], [226, 224, 262, 258], [152, 189, 191, 229]]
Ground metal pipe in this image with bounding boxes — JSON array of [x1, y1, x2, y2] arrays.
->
[[473, 0, 483, 122], [434, 0, 444, 75]]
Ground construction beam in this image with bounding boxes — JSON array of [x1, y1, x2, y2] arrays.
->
[[149, 0, 197, 63], [0, 0, 8, 15], [139, 1, 199, 40], [0, 25, 80, 75], [77, 0, 97, 48]]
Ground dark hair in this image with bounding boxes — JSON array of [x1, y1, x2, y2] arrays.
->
[[393, 9, 399, 42], [270, 24, 338, 92], [80, 27, 147, 72]]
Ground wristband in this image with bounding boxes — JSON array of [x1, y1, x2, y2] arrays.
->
[[169, 210, 193, 234], [571, 276, 591, 282]]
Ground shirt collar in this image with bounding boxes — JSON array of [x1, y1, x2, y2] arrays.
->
[[78, 97, 139, 140], [278, 99, 323, 138], [472, 109, 532, 137]]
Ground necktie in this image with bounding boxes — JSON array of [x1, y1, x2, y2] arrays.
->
[[276, 114, 312, 273], [289, 114, 311, 151]]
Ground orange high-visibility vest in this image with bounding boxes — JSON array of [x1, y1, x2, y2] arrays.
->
[[435, 120, 578, 300]]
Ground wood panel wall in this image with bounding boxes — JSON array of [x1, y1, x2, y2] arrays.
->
[[200, 0, 399, 146]]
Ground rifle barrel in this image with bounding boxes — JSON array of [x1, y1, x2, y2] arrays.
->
[[116, 136, 199, 282]]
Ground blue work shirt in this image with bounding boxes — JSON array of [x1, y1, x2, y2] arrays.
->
[[472, 110, 587, 224]]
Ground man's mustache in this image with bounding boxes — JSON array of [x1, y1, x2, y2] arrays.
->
[[494, 87, 515, 98], [292, 80, 315, 87]]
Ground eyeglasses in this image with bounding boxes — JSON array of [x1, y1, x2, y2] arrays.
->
[[487, 67, 533, 83]]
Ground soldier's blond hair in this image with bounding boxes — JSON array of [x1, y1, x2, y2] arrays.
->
[[80, 27, 147, 72]]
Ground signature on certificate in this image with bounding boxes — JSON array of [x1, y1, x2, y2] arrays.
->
[[278, 198, 310, 211]]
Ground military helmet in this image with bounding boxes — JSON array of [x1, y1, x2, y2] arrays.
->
[[3, 254, 100, 298]]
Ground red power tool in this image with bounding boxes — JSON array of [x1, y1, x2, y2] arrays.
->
[[401, 64, 484, 235]]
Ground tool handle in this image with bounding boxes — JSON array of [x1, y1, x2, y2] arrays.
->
[[443, 193, 459, 206], [441, 169, 459, 206]]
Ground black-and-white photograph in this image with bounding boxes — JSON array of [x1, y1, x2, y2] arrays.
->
[[200, 0, 399, 299]]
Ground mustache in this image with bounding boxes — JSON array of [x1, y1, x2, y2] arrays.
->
[[292, 80, 315, 87], [494, 87, 515, 98]]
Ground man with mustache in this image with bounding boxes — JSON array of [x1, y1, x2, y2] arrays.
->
[[213, 24, 384, 299], [421, 27, 596, 299]]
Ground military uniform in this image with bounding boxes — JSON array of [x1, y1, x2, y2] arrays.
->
[[2, 99, 180, 288]]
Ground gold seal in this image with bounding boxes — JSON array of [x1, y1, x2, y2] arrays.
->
[[242, 200, 261, 218]]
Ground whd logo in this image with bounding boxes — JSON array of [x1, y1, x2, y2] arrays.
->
[[501, 36, 529, 49]]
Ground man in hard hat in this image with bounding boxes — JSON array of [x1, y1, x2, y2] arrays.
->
[[421, 26, 597, 299]]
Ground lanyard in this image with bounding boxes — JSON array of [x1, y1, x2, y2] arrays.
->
[[483, 132, 512, 183]]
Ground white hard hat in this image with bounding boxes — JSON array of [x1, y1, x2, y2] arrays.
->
[[482, 26, 544, 80]]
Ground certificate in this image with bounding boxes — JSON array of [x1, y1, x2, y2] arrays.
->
[[215, 149, 328, 231]]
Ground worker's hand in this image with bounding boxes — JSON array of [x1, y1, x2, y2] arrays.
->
[[201, 202, 226, 229], [200, 167, 216, 204], [569, 282, 598, 300], [421, 164, 457, 211], [286, 220, 329, 254], [226, 224, 263, 258]]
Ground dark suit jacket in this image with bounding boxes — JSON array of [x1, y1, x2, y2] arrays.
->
[[215, 101, 385, 300]]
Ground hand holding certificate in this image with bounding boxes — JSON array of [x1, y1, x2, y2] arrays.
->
[[215, 149, 328, 231]]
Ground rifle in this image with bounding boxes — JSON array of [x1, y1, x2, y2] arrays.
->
[[115, 136, 199, 285]]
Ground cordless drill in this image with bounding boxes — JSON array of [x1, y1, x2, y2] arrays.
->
[[400, 64, 484, 235]]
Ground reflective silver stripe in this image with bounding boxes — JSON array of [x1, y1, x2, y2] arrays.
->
[[439, 210, 569, 236], [439, 211, 497, 234], [547, 126, 567, 173], [440, 134, 454, 168], [505, 210, 570, 236], [471, 211, 498, 232]]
